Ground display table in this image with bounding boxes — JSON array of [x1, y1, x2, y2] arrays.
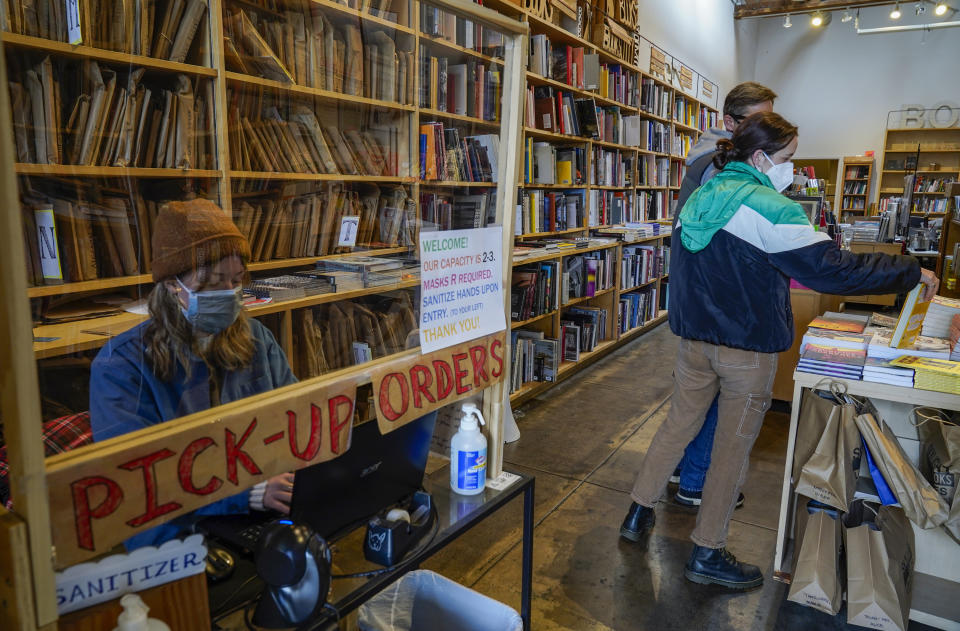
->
[[210, 467, 535, 631], [772, 288, 843, 401], [773, 372, 960, 629]]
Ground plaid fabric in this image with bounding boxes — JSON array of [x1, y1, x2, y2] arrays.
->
[[0, 412, 92, 510]]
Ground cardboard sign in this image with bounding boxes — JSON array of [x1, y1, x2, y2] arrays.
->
[[56, 535, 206, 614], [648, 46, 668, 79], [591, 0, 635, 30], [46, 380, 357, 567], [372, 332, 506, 433], [419, 226, 505, 354], [523, 0, 554, 21], [592, 15, 633, 64]]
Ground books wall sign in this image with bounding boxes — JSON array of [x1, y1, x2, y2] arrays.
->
[[895, 102, 960, 129]]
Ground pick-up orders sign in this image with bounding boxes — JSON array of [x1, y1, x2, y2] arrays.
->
[[419, 227, 506, 353]]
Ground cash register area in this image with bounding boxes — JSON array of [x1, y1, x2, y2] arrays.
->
[[216, 323, 904, 631]]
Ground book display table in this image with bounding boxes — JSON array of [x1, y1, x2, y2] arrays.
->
[[773, 371, 960, 629]]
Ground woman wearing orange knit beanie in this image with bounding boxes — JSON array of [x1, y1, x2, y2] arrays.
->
[[89, 198, 298, 550]]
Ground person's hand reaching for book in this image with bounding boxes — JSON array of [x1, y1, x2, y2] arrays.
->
[[919, 267, 939, 302]]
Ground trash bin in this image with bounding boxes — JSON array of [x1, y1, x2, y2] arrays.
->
[[358, 570, 523, 631]]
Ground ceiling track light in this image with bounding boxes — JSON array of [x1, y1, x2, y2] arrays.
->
[[915, 2, 926, 15], [783, 13, 792, 27], [890, 2, 902, 19], [854, 8, 861, 27], [841, 8, 853, 22], [810, 10, 829, 26], [935, 2, 949, 15]]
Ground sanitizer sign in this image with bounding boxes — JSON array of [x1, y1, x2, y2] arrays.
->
[[419, 226, 505, 353]]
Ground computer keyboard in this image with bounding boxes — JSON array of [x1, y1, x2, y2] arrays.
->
[[237, 523, 264, 551]]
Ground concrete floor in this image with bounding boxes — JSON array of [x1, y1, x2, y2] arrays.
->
[[421, 324, 937, 631]]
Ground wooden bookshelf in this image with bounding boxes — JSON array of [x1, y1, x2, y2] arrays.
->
[[837, 156, 873, 215], [878, 126, 960, 214], [224, 71, 418, 112]]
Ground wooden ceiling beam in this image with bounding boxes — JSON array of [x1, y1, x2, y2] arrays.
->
[[734, 0, 893, 19]]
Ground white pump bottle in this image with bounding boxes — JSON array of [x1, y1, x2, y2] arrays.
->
[[450, 403, 488, 495], [111, 594, 170, 631]]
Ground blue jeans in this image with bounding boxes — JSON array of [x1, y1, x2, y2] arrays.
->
[[677, 395, 720, 492]]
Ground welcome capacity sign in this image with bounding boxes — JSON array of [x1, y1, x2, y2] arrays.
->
[[418, 226, 506, 354]]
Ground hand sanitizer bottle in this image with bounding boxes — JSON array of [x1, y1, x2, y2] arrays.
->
[[450, 403, 487, 495], [111, 594, 171, 631]]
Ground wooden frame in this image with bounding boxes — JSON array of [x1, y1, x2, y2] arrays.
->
[[0, 0, 528, 626]]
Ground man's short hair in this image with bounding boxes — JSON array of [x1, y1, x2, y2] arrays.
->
[[723, 82, 777, 119]]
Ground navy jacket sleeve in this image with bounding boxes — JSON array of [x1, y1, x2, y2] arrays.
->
[[769, 240, 921, 297]]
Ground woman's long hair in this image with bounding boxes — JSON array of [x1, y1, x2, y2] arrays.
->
[[144, 283, 255, 382], [714, 112, 798, 171]]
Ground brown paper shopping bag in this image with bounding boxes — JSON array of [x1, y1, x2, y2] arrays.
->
[[915, 408, 960, 540], [788, 509, 843, 615], [797, 400, 859, 510], [855, 412, 950, 530], [794, 387, 847, 480], [845, 506, 915, 631]]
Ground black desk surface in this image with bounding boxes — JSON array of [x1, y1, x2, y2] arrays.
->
[[210, 465, 534, 630]]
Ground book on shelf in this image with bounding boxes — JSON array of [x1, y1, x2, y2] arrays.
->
[[590, 147, 630, 187], [7, 58, 216, 169], [228, 88, 405, 176], [420, 189, 494, 231], [516, 189, 585, 235], [563, 306, 607, 353], [5, 0, 207, 61], [618, 287, 658, 333], [639, 78, 670, 119], [419, 51, 501, 121], [523, 141, 585, 186], [511, 261, 559, 321], [419, 122, 499, 182], [223, 7, 413, 104], [510, 330, 558, 391], [19, 189, 181, 286], [621, 244, 667, 288], [421, 2, 503, 57]]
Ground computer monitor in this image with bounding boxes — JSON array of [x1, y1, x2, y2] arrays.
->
[[290, 411, 438, 541]]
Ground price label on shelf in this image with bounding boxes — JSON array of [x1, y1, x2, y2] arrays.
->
[[65, 0, 83, 45], [419, 226, 505, 354]]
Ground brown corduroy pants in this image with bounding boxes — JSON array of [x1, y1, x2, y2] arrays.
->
[[630, 338, 777, 549]]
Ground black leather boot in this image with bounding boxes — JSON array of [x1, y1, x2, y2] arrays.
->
[[684, 545, 763, 590], [619, 502, 655, 542]]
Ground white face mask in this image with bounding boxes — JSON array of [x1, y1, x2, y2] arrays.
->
[[761, 151, 794, 193]]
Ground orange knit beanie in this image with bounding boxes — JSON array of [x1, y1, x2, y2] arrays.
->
[[151, 199, 251, 282]]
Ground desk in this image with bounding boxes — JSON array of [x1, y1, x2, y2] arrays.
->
[[773, 372, 960, 629], [211, 467, 535, 630]]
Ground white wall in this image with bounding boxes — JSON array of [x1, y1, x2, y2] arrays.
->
[[635, 0, 747, 103], [750, 6, 960, 162]]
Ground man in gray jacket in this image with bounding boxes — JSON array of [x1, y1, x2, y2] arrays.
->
[[656, 83, 778, 510]]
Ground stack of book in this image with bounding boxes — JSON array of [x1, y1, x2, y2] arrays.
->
[[797, 343, 867, 379], [891, 356, 960, 394], [862, 357, 915, 387], [921, 296, 960, 339]]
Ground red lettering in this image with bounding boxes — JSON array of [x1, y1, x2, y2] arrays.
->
[[328, 395, 354, 454], [71, 476, 123, 551], [226, 419, 263, 485], [468, 345, 489, 387], [379, 372, 410, 422], [119, 449, 182, 528], [410, 364, 437, 408], [490, 338, 504, 377], [452, 353, 472, 394], [288, 407, 323, 461], [433, 360, 454, 399], [178, 438, 222, 496]]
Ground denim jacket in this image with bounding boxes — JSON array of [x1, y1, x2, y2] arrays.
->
[[90, 318, 297, 549]]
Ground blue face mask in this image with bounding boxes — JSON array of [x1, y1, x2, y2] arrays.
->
[[177, 278, 243, 334]]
